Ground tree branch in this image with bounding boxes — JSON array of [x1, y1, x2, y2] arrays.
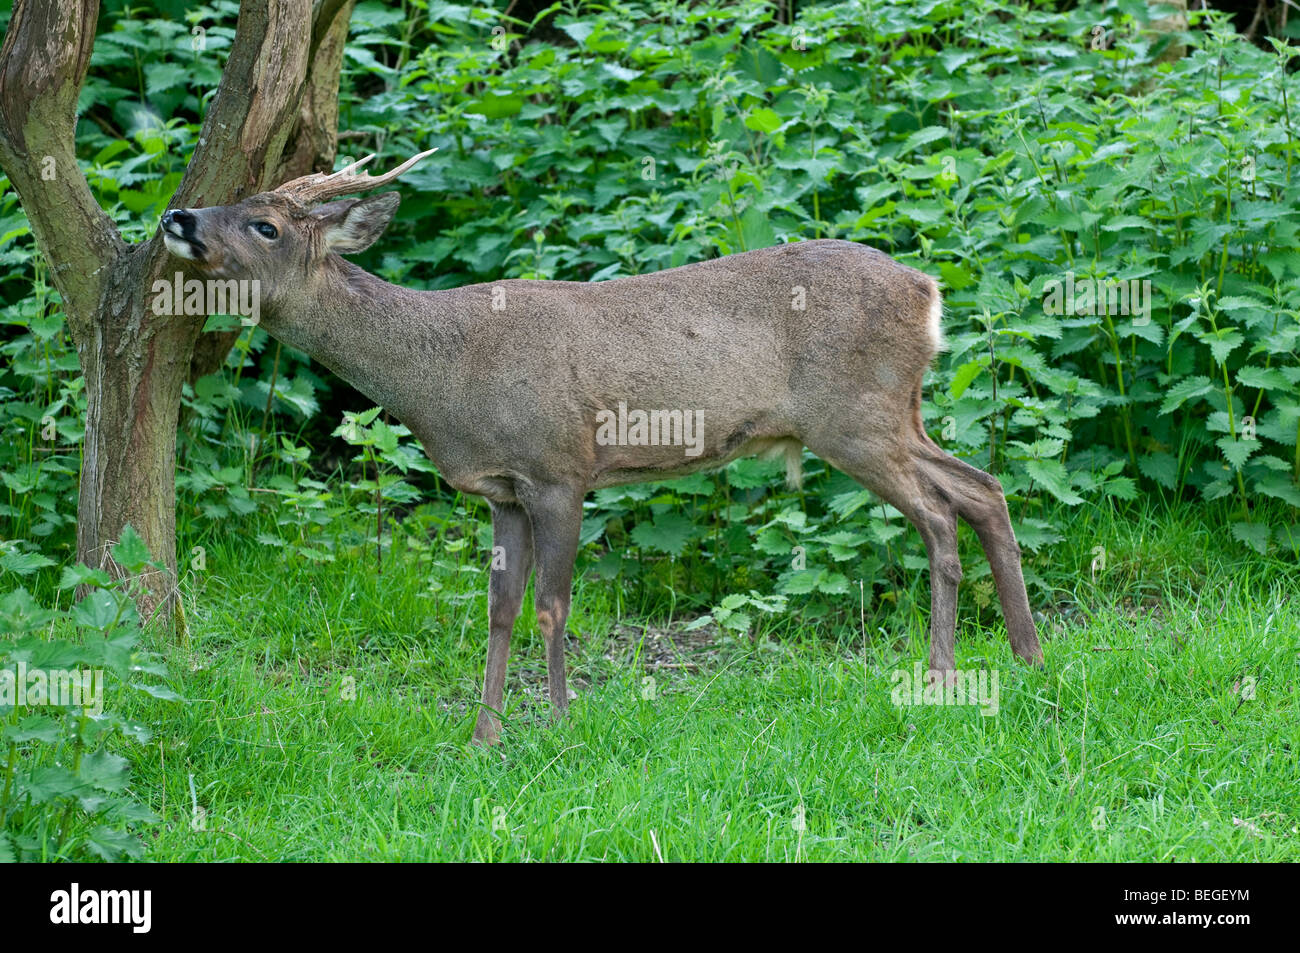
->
[[0, 0, 126, 335], [171, 0, 316, 211], [274, 0, 358, 184]]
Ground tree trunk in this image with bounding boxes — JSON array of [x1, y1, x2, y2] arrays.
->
[[78, 247, 201, 619], [0, 0, 350, 623]]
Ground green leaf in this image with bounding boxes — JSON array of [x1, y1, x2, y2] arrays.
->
[[815, 571, 850, 595], [111, 525, 152, 572], [827, 490, 871, 518], [345, 47, 395, 74], [744, 108, 783, 134], [1236, 366, 1291, 391], [23, 765, 80, 804], [71, 589, 120, 630], [777, 570, 818, 595], [1138, 453, 1179, 489], [1196, 329, 1244, 365], [1216, 435, 1257, 470], [896, 126, 948, 157], [0, 550, 55, 576], [144, 62, 188, 97], [727, 456, 782, 489], [59, 564, 113, 589], [1215, 296, 1270, 313], [949, 361, 984, 398], [771, 508, 808, 530], [1010, 518, 1063, 552], [1255, 474, 1300, 507], [79, 750, 131, 792], [86, 826, 144, 862], [1023, 459, 1084, 505], [3, 715, 62, 744], [755, 528, 794, 556], [1103, 476, 1138, 501], [1230, 522, 1270, 554], [557, 20, 594, 45], [1158, 376, 1213, 415], [132, 683, 184, 702], [0, 587, 55, 632], [579, 515, 608, 546], [602, 62, 642, 83], [739, 206, 775, 251], [630, 512, 698, 556], [815, 530, 867, 561], [718, 610, 752, 633], [466, 93, 524, 118]]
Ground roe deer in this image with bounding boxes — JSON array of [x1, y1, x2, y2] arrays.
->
[[160, 150, 1043, 745]]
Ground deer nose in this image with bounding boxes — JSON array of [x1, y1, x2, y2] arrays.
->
[[162, 209, 196, 232]]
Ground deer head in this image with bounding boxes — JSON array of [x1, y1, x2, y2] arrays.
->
[[158, 149, 437, 300]]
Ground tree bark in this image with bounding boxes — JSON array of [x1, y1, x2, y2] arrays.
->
[[0, 0, 348, 623], [78, 245, 201, 601]]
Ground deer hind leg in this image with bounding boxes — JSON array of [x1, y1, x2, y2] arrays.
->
[[804, 433, 964, 682], [473, 501, 534, 746], [914, 439, 1043, 667], [521, 483, 584, 719], [873, 465, 963, 681], [804, 374, 1043, 677]]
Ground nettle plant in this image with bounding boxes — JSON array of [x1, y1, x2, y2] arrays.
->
[[345, 0, 1297, 622], [942, 24, 1300, 556], [0, 245, 86, 565], [172, 0, 1297, 627], [0, 528, 180, 862], [332, 407, 437, 572]]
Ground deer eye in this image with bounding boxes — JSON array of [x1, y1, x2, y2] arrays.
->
[[251, 221, 278, 239]]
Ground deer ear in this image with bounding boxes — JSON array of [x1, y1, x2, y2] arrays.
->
[[315, 192, 400, 255]]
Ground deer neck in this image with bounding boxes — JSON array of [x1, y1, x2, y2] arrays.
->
[[261, 256, 458, 424]]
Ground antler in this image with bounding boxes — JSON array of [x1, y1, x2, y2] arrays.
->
[[275, 147, 439, 204]]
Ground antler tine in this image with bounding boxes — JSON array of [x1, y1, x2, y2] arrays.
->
[[325, 153, 377, 179], [276, 147, 439, 204]]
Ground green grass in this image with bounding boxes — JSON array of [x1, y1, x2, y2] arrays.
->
[[99, 501, 1300, 861]]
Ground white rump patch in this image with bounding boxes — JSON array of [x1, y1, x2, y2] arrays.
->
[[928, 283, 946, 353]]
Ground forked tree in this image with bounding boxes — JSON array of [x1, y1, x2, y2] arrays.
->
[[0, 0, 363, 618]]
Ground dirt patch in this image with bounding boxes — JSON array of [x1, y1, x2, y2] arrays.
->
[[600, 619, 725, 673], [498, 619, 726, 712], [431, 619, 728, 725]]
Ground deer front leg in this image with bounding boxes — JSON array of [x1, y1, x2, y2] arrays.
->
[[472, 502, 533, 746], [523, 484, 584, 719]]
